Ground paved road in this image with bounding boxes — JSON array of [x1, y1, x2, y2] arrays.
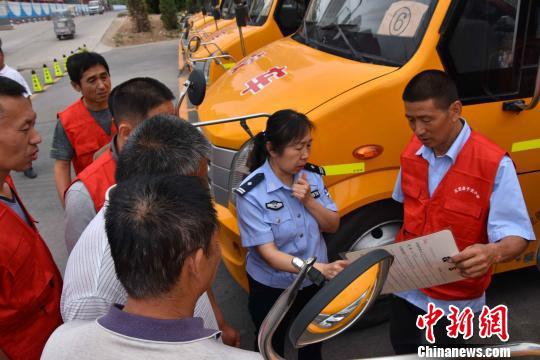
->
[[7, 28, 540, 358], [1, 11, 118, 71]]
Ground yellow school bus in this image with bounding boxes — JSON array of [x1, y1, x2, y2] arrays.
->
[[195, 0, 540, 291], [183, 0, 237, 45], [186, 0, 311, 86]]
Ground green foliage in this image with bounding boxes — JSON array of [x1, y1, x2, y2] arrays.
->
[[160, 0, 179, 30], [145, 0, 160, 14], [174, 0, 192, 11], [127, 0, 151, 32]]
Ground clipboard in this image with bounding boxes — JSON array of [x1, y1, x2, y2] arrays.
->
[[342, 229, 465, 294]]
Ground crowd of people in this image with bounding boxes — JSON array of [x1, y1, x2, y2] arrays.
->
[[0, 49, 535, 360]]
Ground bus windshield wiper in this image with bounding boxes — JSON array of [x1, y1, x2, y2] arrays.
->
[[318, 23, 369, 62]]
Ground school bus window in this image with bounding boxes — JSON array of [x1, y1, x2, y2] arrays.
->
[[275, 0, 309, 36], [249, 0, 274, 26], [438, 0, 539, 104], [293, 0, 437, 67], [522, 3, 540, 95]]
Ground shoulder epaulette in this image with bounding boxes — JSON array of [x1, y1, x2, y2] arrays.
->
[[234, 173, 265, 197], [304, 162, 325, 176]]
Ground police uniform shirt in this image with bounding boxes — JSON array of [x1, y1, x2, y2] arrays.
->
[[236, 160, 337, 289]]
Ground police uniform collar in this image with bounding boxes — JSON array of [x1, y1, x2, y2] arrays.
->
[[262, 160, 296, 193]]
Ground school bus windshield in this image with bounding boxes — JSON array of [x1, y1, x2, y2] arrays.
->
[[248, 0, 273, 26], [294, 0, 437, 66], [221, 0, 237, 20]]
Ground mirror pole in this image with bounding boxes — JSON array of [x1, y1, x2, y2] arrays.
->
[[238, 26, 247, 57], [239, 118, 253, 138], [258, 258, 317, 360], [176, 80, 192, 116]]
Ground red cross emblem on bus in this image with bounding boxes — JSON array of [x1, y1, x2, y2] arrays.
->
[[231, 51, 266, 74], [240, 66, 288, 95]]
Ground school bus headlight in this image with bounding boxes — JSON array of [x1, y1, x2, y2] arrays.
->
[[353, 145, 383, 160], [228, 139, 254, 206]]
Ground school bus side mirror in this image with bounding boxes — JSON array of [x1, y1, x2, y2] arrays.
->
[[187, 69, 206, 106], [288, 249, 393, 349]]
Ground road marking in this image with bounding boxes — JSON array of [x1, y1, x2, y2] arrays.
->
[[512, 139, 540, 153]]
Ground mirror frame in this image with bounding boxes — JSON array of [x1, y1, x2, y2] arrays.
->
[[188, 35, 202, 54], [289, 249, 393, 348], [187, 69, 207, 106]]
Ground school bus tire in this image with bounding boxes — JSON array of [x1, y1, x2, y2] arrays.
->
[[325, 199, 403, 329], [536, 244, 540, 272]]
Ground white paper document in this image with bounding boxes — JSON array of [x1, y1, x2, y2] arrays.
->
[[344, 229, 465, 294]]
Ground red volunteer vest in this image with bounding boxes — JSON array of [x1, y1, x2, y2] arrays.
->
[[396, 131, 506, 300], [58, 98, 116, 175], [0, 176, 63, 360], [74, 149, 117, 212]]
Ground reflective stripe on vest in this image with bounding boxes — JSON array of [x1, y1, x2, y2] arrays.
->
[[396, 132, 506, 300]]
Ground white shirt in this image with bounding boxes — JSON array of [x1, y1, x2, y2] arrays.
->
[[64, 181, 96, 254], [0, 64, 32, 96], [61, 205, 219, 330], [43, 306, 261, 360]]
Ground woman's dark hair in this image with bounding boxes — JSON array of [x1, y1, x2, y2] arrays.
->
[[247, 109, 313, 172]]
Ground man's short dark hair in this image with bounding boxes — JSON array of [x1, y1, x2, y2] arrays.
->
[[0, 76, 26, 98], [402, 70, 459, 109], [108, 77, 175, 127], [105, 175, 218, 299], [66, 52, 109, 85], [115, 114, 211, 182]]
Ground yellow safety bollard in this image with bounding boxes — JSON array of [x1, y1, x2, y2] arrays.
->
[[42, 64, 54, 85], [53, 59, 64, 77], [82, 44, 88, 52], [31, 70, 43, 93], [62, 54, 68, 72]]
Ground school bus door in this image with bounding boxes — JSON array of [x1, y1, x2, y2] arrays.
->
[[437, 0, 540, 271]]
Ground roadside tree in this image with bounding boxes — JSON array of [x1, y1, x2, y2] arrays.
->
[[127, 0, 151, 32], [160, 0, 178, 30]]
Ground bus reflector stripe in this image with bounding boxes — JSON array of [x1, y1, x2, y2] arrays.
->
[[511, 139, 540, 153], [322, 163, 366, 176]]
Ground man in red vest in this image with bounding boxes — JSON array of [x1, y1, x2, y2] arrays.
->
[[51, 52, 115, 206], [63, 77, 175, 253], [0, 77, 63, 359], [390, 70, 535, 353]]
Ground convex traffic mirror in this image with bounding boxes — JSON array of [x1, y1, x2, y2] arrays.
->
[[289, 249, 393, 347], [188, 35, 202, 53], [187, 69, 207, 106]]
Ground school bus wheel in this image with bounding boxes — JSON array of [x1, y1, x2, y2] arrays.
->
[[536, 244, 540, 272], [325, 199, 403, 329]]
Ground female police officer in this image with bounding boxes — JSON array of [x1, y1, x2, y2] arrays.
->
[[235, 109, 348, 359]]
